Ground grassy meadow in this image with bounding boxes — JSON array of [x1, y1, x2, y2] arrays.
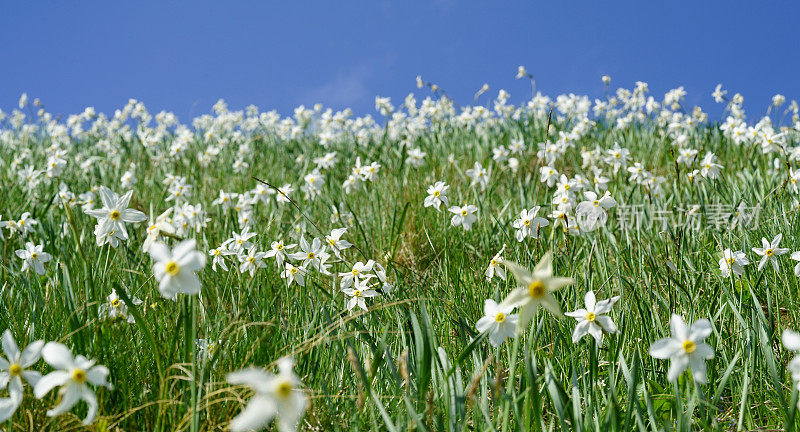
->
[[2, 83, 800, 431]]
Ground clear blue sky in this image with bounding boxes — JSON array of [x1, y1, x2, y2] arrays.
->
[[2, 1, 798, 122]]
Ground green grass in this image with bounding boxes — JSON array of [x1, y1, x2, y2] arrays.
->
[[1, 96, 800, 431]]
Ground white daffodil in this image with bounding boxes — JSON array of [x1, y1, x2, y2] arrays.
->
[[575, 191, 616, 232], [791, 251, 800, 277], [699, 152, 723, 179], [752, 233, 790, 272], [15, 242, 52, 275], [84, 186, 146, 245], [539, 166, 559, 187], [227, 357, 307, 432], [338, 261, 374, 289], [719, 248, 749, 278], [208, 246, 234, 272], [475, 299, 517, 347], [449, 205, 478, 231], [265, 240, 296, 269], [34, 342, 112, 425], [343, 279, 380, 311], [512, 206, 549, 241], [238, 247, 267, 276], [142, 208, 174, 252], [565, 291, 620, 344], [782, 329, 800, 406], [0, 330, 44, 422], [281, 263, 305, 287], [98, 289, 141, 323], [465, 162, 489, 190], [485, 244, 507, 281], [226, 227, 257, 255], [288, 237, 326, 270], [325, 228, 352, 259], [149, 239, 206, 300], [424, 181, 449, 211], [649, 314, 714, 383], [499, 252, 574, 326]]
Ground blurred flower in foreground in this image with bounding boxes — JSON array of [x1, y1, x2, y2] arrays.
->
[[227, 357, 307, 432], [34, 342, 112, 425]]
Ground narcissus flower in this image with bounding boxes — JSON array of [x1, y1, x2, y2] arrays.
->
[[752, 233, 789, 272], [565, 291, 620, 344], [499, 252, 574, 326], [84, 186, 146, 245], [449, 204, 478, 231], [149, 239, 206, 300], [719, 248, 748, 277], [782, 329, 800, 406], [512, 207, 549, 241], [476, 299, 517, 347], [15, 242, 52, 275], [0, 330, 44, 422], [34, 342, 112, 425], [424, 181, 449, 211], [227, 358, 307, 432], [649, 314, 714, 383]]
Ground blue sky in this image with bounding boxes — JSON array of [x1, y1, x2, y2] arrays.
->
[[1, 1, 798, 122]]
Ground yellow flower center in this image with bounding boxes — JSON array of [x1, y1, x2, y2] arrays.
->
[[352, 269, 359, 276], [494, 312, 506, 323], [276, 380, 293, 398], [586, 312, 596, 322], [354, 290, 362, 297], [307, 252, 315, 260], [31, 252, 38, 259], [9, 363, 22, 377], [433, 190, 440, 197], [290, 267, 298, 274], [329, 238, 336, 246], [276, 244, 283, 250], [524, 219, 531, 226], [165, 261, 180, 276], [461, 210, 467, 216], [563, 184, 570, 190], [490, 259, 498, 266], [71, 368, 87, 383], [727, 257, 735, 264], [528, 280, 546, 298], [111, 298, 121, 308], [682, 340, 696, 354], [765, 249, 774, 257], [110, 210, 121, 220]]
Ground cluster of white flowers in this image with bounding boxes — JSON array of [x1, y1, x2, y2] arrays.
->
[[0, 331, 111, 425]]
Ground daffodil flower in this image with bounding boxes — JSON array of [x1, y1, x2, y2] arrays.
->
[[649, 314, 714, 383], [565, 291, 620, 344], [0, 330, 44, 422], [476, 299, 517, 347], [227, 357, 307, 432], [34, 342, 112, 425], [499, 252, 574, 326], [752, 233, 789, 272], [149, 239, 206, 300]]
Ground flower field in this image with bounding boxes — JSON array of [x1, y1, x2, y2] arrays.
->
[[2, 75, 800, 431]]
